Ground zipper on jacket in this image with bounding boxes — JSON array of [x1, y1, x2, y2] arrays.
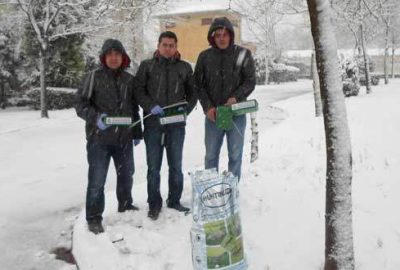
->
[[219, 54, 225, 105], [166, 63, 170, 105]]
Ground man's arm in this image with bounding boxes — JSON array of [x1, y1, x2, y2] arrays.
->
[[75, 71, 98, 125], [184, 63, 198, 114], [194, 52, 213, 114], [131, 78, 143, 139], [133, 61, 157, 113], [231, 49, 256, 101]]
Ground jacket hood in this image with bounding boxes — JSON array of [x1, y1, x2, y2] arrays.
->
[[207, 17, 235, 48], [99, 39, 131, 69]]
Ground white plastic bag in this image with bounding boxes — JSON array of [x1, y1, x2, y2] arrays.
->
[[190, 169, 247, 270]]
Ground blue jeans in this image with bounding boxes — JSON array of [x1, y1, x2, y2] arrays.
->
[[86, 142, 134, 222], [144, 126, 185, 209], [205, 115, 246, 179]]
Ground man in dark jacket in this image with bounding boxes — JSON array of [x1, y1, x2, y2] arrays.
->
[[75, 39, 143, 234], [194, 17, 256, 179], [134, 31, 197, 220]]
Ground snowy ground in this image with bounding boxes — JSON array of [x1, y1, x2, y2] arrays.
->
[[72, 80, 400, 270], [0, 81, 310, 270]]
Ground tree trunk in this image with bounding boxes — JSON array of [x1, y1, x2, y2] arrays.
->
[[384, 25, 389, 84], [0, 78, 6, 109], [307, 1, 355, 269], [263, 54, 270, 85], [311, 52, 322, 117], [360, 24, 372, 94], [250, 112, 259, 163], [131, 0, 145, 73], [391, 47, 395, 79], [39, 49, 48, 118]]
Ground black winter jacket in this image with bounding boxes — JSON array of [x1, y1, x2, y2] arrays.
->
[[75, 39, 143, 145], [134, 53, 197, 127]]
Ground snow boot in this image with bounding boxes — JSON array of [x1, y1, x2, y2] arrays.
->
[[88, 221, 104, 234], [148, 208, 161, 220], [167, 201, 190, 213], [118, 202, 139, 213]]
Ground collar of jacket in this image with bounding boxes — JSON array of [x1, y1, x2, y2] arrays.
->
[[101, 66, 123, 77], [211, 43, 235, 55], [153, 50, 181, 64]]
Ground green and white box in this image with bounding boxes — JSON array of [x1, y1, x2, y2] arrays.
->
[[159, 114, 187, 125], [105, 117, 132, 126], [231, 100, 258, 116]]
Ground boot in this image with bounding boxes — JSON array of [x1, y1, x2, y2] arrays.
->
[[166, 200, 190, 213], [87, 221, 104, 234], [118, 202, 140, 213]]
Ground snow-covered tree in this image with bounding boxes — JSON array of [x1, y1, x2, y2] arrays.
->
[[331, 0, 382, 94], [311, 52, 322, 117], [375, 0, 400, 84], [235, 0, 284, 84], [15, 0, 111, 117], [307, 0, 355, 269], [390, 15, 400, 78], [0, 3, 24, 108], [95, 0, 166, 72]]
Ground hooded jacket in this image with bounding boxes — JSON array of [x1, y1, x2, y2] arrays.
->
[[75, 39, 143, 145], [134, 50, 197, 127], [194, 17, 256, 113]]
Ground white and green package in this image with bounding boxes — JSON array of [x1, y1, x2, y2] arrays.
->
[[190, 169, 247, 270]]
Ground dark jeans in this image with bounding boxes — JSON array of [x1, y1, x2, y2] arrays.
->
[[205, 115, 246, 179], [144, 126, 185, 210], [86, 141, 134, 222]]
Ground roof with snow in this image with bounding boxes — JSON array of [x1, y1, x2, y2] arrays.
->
[[155, 3, 240, 17]]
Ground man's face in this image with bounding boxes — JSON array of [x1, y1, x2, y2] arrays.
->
[[214, 28, 231, 50], [158, 37, 177, 58], [105, 49, 123, 69]]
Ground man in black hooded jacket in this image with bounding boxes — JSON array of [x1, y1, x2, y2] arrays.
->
[[75, 39, 143, 234], [194, 17, 256, 180]]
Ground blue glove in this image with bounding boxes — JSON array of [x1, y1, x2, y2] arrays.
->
[[96, 113, 110, 131], [151, 105, 164, 116], [133, 139, 141, 146]]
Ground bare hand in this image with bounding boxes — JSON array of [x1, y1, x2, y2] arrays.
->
[[225, 97, 237, 106], [206, 107, 216, 122]]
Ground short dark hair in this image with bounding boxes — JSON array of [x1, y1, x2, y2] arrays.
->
[[158, 31, 178, 44]]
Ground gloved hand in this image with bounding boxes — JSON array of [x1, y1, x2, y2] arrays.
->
[[176, 106, 186, 113], [97, 113, 110, 131], [151, 105, 164, 116], [133, 139, 141, 146]]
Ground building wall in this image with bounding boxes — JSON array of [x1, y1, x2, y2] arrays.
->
[[159, 12, 241, 63]]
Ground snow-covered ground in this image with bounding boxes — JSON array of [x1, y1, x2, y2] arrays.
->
[[0, 81, 310, 270], [72, 80, 400, 270]]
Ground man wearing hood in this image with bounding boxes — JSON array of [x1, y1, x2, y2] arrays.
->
[[75, 39, 143, 234], [134, 31, 197, 220], [194, 17, 256, 180]]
